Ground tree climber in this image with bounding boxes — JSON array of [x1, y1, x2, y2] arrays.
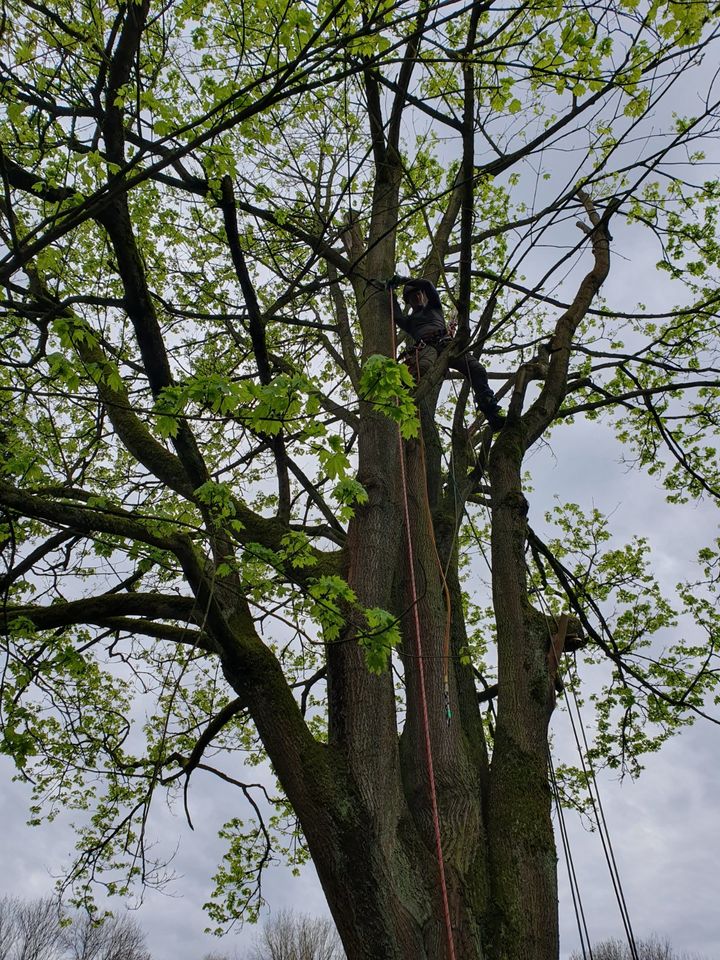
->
[[391, 278, 506, 431]]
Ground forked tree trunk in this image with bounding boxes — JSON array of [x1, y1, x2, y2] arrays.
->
[[295, 392, 559, 960], [269, 45, 592, 948], [222, 128, 615, 960]]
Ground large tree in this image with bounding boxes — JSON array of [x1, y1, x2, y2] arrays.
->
[[1, 2, 719, 958]]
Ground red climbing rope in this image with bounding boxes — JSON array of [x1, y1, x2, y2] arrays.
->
[[389, 287, 457, 960]]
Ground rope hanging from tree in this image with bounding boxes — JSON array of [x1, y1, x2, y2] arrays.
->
[[389, 288, 457, 960], [536, 589, 641, 960]]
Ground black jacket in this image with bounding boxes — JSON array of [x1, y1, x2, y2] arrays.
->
[[392, 279, 447, 343]]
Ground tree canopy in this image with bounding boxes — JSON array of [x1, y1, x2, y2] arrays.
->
[[1, 2, 719, 959]]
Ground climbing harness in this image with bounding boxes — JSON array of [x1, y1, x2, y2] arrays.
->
[[389, 287, 457, 960], [396, 334, 455, 369], [415, 331, 454, 351]]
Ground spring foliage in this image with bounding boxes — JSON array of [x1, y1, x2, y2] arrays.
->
[[1, 0, 719, 951]]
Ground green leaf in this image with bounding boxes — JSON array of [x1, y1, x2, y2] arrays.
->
[[359, 608, 400, 673], [359, 355, 420, 439]]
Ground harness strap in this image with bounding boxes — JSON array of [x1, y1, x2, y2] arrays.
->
[[419, 331, 452, 349], [398, 333, 452, 362]]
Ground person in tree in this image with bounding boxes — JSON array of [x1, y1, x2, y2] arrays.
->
[[392, 277, 505, 431]]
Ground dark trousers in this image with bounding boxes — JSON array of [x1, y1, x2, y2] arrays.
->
[[447, 353, 500, 416], [404, 344, 501, 417]]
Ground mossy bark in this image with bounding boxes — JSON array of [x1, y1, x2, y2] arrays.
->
[[275, 402, 560, 960]]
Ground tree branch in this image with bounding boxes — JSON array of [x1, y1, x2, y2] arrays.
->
[[0, 530, 75, 591], [219, 174, 291, 522], [1, 592, 200, 634], [522, 193, 618, 446], [0, 479, 184, 552]]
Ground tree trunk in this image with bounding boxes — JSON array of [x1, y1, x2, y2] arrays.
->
[[301, 98, 562, 945], [290, 395, 559, 959], [486, 425, 559, 960]]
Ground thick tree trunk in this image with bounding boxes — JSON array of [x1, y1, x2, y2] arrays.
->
[[486, 426, 559, 960], [308, 421, 560, 960], [301, 418, 560, 960], [314, 414, 497, 959], [398, 435, 489, 959]]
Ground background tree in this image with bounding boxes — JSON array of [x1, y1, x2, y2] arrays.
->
[[0, 897, 150, 960], [1, 897, 61, 960], [250, 910, 345, 960], [570, 934, 709, 960], [1, 2, 719, 960], [62, 910, 151, 960]]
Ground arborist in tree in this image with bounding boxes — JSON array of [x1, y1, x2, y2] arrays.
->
[[391, 277, 506, 431]]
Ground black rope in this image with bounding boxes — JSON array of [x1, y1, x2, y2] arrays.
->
[[566, 652, 641, 960], [535, 581, 640, 960], [549, 750, 594, 960]]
